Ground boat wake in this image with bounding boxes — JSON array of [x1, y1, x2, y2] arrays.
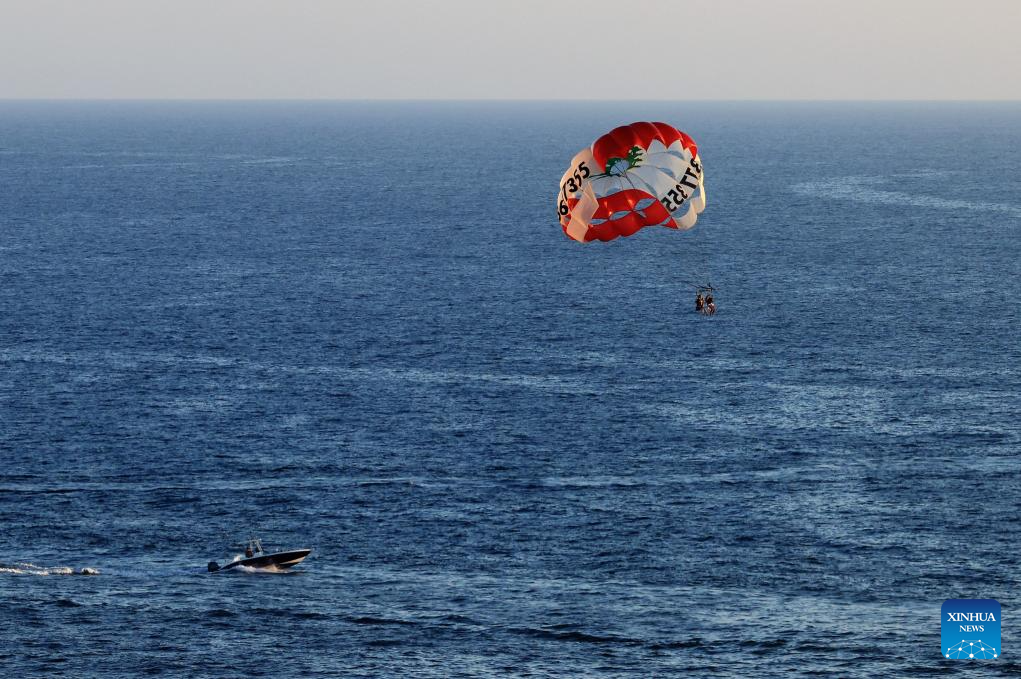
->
[[791, 176, 1021, 217], [228, 563, 298, 574], [0, 561, 99, 576]]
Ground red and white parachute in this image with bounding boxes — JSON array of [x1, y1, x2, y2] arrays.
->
[[556, 122, 705, 243]]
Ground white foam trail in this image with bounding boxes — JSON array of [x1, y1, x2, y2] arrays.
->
[[0, 562, 99, 576], [0, 348, 600, 396], [233, 564, 287, 574], [239, 157, 301, 165], [792, 177, 1021, 218]]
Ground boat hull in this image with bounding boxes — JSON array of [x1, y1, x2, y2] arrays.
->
[[219, 549, 311, 571]]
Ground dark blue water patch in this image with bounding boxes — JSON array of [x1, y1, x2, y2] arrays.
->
[[507, 626, 645, 646], [364, 639, 404, 648], [204, 608, 235, 618], [349, 615, 419, 626]]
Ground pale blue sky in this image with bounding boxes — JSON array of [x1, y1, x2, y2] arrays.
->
[[1, 0, 1018, 99]]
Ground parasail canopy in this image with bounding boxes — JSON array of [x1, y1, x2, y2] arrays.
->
[[556, 122, 706, 243]]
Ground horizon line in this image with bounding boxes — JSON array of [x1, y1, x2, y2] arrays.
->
[[1, 97, 1020, 104]]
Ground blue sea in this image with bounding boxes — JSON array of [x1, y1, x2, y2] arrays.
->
[[1, 101, 1019, 677]]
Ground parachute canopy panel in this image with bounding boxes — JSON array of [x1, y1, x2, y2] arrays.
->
[[556, 122, 706, 243]]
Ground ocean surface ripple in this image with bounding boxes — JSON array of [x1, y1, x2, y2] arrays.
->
[[1, 101, 1019, 677]]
